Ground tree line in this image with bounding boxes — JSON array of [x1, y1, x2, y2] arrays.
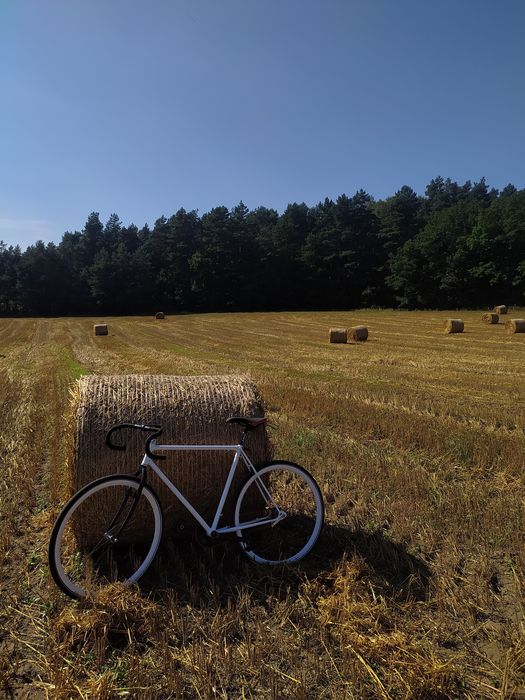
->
[[1, 177, 524, 315]]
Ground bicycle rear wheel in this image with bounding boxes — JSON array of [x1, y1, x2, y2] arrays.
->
[[234, 461, 324, 564], [48, 475, 163, 599]]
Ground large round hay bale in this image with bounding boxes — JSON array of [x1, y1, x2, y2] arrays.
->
[[443, 319, 464, 334], [349, 325, 368, 342], [93, 324, 108, 336], [69, 375, 270, 543], [155, 311, 165, 319], [494, 305, 508, 315], [482, 313, 499, 324], [505, 319, 525, 334], [329, 328, 347, 343]]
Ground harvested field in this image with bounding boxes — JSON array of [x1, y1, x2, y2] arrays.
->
[[0, 309, 524, 698]]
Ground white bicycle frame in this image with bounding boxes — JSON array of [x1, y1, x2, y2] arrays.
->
[[141, 440, 283, 536]]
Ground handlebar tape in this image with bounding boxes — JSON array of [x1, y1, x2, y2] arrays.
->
[[105, 423, 165, 459]]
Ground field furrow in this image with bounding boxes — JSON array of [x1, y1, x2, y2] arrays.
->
[[0, 310, 524, 698]]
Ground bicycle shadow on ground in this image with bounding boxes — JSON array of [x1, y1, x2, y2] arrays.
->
[[142, 521, 431, 607]]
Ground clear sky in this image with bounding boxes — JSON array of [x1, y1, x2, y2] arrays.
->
[[1, 0, 524, 249]]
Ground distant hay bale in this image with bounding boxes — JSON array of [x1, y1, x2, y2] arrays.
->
[[93, 324, 108, 336], [329, 328, 347, 344], [68, 375, 270, 544], [155, 312, 165, 319], [443, 319, 464, 334], [505, 319, 525, 334], [482, 313, 499, 325], [494, 305, 508, 315], [349, 325, 368, 342]]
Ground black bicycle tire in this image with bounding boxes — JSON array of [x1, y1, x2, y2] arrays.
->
[[234, 460, 324, 564], [48, 474, 163, 599]]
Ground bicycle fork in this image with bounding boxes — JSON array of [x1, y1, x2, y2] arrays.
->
[[91, 467, 147, 555]]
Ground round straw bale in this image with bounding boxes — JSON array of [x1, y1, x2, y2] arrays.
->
[[69, 375, 271, 543], [443, 319, 464, 334], [349, 325, 368, 342], [493, 305, 508, 315], [329, 328, 347, 343], [155, 311, 165, 319], [93, 324, 108, 336], [505, 319, 525, 334], [482, 313, 499, 324]]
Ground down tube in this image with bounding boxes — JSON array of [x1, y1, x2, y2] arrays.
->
[[146, 449, 244, 535], [147, 459, 212, 533]]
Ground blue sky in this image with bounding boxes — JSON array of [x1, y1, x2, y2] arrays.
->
[[1, 0, 524, 249]]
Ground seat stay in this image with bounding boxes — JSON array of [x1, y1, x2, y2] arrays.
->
[[246, 467, 275, 506]]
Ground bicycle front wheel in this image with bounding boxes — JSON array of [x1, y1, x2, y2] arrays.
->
[[234, 461, 324, 564], [48, 475, 163, 599]]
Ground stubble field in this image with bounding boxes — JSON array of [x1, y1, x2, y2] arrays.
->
[[0, 310, 524, 699]]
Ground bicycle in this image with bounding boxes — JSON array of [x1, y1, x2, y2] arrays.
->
[[48, 418, 324, 599]]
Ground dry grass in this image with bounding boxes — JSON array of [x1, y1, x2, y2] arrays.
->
[[0, 310, 524, 698]]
